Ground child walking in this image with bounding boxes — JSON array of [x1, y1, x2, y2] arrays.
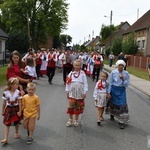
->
[[93, 71, 108, 125], [22, 82, 40, 144], [65, 59, 88, 127], [1, 77, 22, 144]]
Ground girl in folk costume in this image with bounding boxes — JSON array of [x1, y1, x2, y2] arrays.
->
[[20, 57, 37, 81], [35, 48, 42, 79], [93, 72, 109, 126], [65, 59, 88, 127], [1, 78, 22, 144], [40, 48, 48, 76], [47, 49, 57, 84]]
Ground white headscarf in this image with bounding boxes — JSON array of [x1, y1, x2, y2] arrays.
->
[[116, 60, 126, 66]]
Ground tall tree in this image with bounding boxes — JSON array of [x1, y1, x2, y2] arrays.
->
[[59, 34, 72, 47], [100, 24, 116, 41], [0, 0, 69, 50]]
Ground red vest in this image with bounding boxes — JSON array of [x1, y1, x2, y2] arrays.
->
[[47, 53, 56, 67]]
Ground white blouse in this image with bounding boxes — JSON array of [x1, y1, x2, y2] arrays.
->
[[65, 70, 88, 94], [2, 89, 22, 106]]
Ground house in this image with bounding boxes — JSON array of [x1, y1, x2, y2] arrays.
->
[[0, 28, 9, 64], [84, 36, 100, 51], [99, 21, 130, 54], [123, 9, 150, 56]]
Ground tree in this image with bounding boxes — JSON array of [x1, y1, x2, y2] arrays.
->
[[111, 36, 122, 55], [0, 0, 69, 50], [122, 32, 138, 55], [100, 24, 116, 41], [59, 34, 72, 47]]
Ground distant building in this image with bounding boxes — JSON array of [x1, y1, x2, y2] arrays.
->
[[0, 28, 9, 64], [84, 36, 100, 52], [123, 9, 150, 56], [99, 21, 130, 54]]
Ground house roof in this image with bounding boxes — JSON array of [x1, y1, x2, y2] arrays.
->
[[124, 9, 150, 34], [0, 28, 9, 38]]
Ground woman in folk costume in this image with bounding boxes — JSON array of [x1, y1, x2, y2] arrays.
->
[[65, 59, 88, 127], [107, 60, 130, 129], [40, 48, 48, 76]]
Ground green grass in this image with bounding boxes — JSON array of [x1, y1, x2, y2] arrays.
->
[[126, 67, 149, 80], [0, 66, 7, 87]]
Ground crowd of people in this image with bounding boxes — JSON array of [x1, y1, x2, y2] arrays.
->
[[1, 48, 130, 145]]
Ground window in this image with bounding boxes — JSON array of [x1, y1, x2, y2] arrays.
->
[[142, 40, 145, 49], [137, 41, 141, 48], [0, 41, 2, 54]]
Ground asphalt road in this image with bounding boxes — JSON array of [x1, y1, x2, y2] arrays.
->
[[0, 71, 150, 150]]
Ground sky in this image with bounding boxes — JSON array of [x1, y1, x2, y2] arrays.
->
[[63, 0, 150, 46]]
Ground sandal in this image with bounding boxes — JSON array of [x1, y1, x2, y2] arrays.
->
[[74, 120, 79, 127], [66, 119, 72, 127], [14, 134, 20, 139], [100, 116, 104, 121], [1, 139, 8, 144]]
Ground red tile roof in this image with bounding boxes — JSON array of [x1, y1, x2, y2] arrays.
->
[[124, 9, 150, 34]]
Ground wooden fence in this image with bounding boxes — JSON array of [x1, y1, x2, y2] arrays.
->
[[126, 55, 149, 70]]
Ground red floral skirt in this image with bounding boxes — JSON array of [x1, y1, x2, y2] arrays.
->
[[67, 98, 85, 115], [3, 106, 20, 126]]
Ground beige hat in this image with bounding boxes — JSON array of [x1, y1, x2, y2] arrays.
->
[[116, 60, 126, 66]]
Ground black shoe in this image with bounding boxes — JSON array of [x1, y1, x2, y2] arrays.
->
[[97, 121, 101, 126], [27, 137, 33, 145], [119, 122, 124, 129], [50, 82, 53, 85], [110, 115, 115, 121]]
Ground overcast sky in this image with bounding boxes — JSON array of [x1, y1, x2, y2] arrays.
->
[[63, 0, 150, 45]]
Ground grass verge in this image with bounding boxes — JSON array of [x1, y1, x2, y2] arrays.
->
[[0, 66, 7, 87]]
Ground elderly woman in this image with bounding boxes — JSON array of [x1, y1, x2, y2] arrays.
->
[[107, 60, 130, 129]]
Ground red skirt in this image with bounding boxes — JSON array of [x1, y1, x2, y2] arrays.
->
[[67, 98, 85, 115], [3, 106, 20, 126]]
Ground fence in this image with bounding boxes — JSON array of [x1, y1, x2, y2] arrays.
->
[[126, 55, 149, 70]]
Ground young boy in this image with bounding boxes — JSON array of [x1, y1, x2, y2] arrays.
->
[[22, 82, 40, 144]]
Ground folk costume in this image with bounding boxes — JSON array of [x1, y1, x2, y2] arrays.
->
[[47, 51, 57, 84], [35, 52, 42, 79], [62, 52, 73, 84], [40, 50, 48, 76], [108, 60, 130, 124], [24, 65, 37, 80], [66, 70, 88, 115], [92, 54, 103, 82], [93, 80, 108, 108], [2, 89, 22, 126]]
